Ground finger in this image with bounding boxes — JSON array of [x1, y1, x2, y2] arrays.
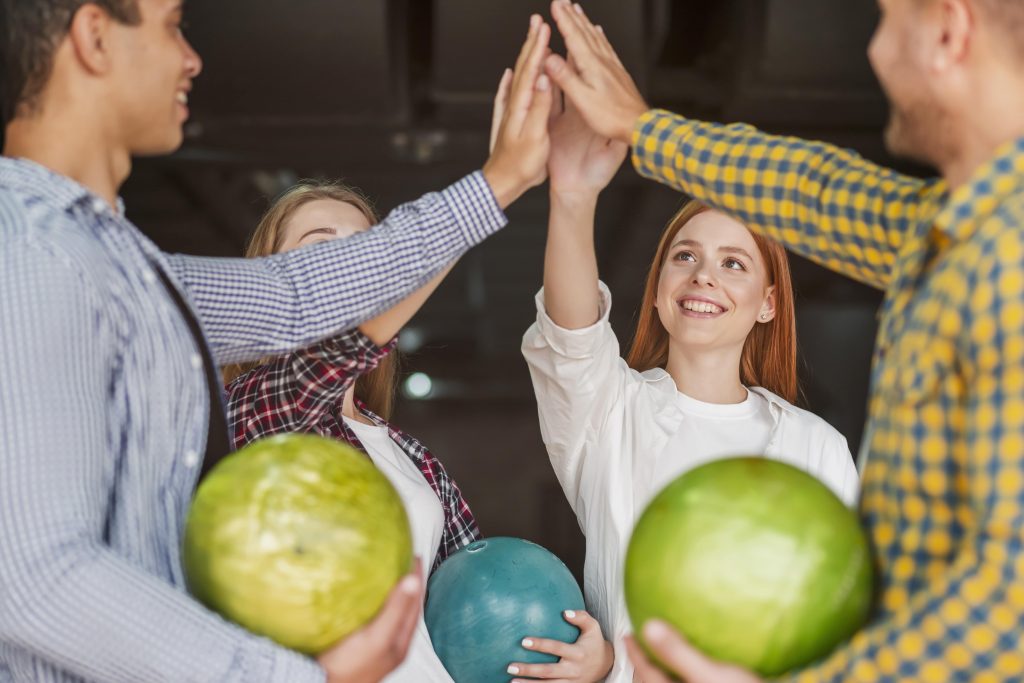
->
[[544, 52, 590, 113], [506, 14, 541, 114], [624, 636, 674, 683], [593, 23, 625, 67], [508, 21, 552, 133], [549, 0, 600, 72], [507, 661, 566, 680], [568, 2, 607, 56], [490, 67, 513, 152], [522, 634, 575, 659], [562, 609, 599, 634], [523, 72, 554, 141], [364, 573, 422, 641], [643, 620, 722, 681]]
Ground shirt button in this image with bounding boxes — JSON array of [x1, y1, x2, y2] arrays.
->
[[183, 450, 200, 468], [142, 270, 157, 285], [190, 354, 203, 370], [91, 198, 107, 214]]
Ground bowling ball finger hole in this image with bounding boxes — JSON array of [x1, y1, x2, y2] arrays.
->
[[467, 541, 487, 553]]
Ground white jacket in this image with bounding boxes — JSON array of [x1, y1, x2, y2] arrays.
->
[[522, 283, 859, 683]]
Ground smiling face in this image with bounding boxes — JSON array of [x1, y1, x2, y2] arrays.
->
[[276, 198, 373, 253], [107, 0, 202, 154], [654, 209, 776, 354]]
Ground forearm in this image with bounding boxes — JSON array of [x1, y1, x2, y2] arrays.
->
[[631, 110, 941, 290], [543, 192, 602, 329], [0, 544, 324, 683], [171, 172, 506, 367]]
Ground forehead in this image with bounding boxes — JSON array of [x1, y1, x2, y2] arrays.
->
[[286, 199, 371, 231], [671, 210, 758, 250]]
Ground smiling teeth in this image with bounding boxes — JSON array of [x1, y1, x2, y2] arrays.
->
[[681, 300, 723, 314], [176, 92, 188, 105]]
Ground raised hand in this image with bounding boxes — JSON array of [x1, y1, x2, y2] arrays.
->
[[508, 610, 614, 683], [483, 14, 555, 209], [625, 622, 763, 683], [547, 68, 628, 200], [316, 565, 424, 683], [544, 0, 649, 144]]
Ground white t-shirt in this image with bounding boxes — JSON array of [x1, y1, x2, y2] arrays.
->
[[522, 283, 859, 683], [343, 418, 453, 683], [637, 388, 773, 513]]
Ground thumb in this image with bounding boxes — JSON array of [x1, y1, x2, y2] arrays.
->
[[544, 53, 590, 111], [564, 609, 600, 636]]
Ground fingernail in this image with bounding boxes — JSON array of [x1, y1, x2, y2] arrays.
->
[[530, 14, 540, 27], [537, 74, 551, 91], [507, 665, 520, 675], [596, 25, 604, 33], [564, 610, 576, 618], [522, 638, 534, 648], [574, 3, 584, 14], [398, 576, 419, 594]]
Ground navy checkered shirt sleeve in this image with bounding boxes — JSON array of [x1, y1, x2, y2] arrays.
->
[[169, 171, 506, 367]]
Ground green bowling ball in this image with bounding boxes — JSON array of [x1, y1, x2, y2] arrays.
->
[[183, 434, 412, 654], [625, 457, 872, 676]]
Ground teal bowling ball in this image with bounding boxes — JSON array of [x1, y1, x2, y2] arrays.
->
[[425, 537, 585, 683]]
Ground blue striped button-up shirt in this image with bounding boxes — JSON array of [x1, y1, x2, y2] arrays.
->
[[0, 157, 506, 683]]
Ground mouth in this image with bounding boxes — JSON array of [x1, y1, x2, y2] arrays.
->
[[176, 91, 189, 106], [677, 297, 726, 317]]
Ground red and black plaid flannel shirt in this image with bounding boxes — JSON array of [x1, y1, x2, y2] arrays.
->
[[224, 330, 481, 571]]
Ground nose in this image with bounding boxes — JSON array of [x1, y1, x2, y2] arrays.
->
[[182, 35, 203, 79], [692, 264, 717, 288]]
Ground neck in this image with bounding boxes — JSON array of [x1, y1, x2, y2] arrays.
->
[[342, 388, 373, 425], [664, 342, 747, 404], [3, 104, 130, 208], [942, 69, 1024, 189]]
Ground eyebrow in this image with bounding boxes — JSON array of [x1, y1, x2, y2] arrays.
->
[[298, 227, 338, 242], [670, 239, 755, 261]]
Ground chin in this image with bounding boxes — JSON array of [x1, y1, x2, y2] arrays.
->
[[134, 131, 185, 158]]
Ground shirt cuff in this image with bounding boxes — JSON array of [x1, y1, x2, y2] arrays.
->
[[630, 109, 695, 184], [531, 281, 613, 359], [443, 171, 508, 248], [321, 328, 397, 365]]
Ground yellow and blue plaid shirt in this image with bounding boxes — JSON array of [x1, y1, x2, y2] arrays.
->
[[632, 109, 1024, 682]]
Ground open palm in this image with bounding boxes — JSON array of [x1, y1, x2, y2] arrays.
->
[[548, 68, 628, 197]]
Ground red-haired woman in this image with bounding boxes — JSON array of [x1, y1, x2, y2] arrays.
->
[[515, 97, 858, 682]]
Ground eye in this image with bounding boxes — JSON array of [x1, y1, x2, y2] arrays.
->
[[723, 257, 746, 271], [673, 250, 696, 263]]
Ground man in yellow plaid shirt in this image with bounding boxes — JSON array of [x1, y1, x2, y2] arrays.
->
[[538, 0, 1024, 680]]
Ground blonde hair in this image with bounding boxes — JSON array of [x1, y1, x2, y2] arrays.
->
[[222, 180, 400, 420]]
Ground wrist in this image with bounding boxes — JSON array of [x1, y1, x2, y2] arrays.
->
[[549, 188, 600, 213], [616, 104, 649, 144], [482, 161, 526, 210]]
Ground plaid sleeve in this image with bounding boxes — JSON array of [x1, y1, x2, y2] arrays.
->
[[436, 466, 482, 565], [782, 222, 1024, 683], [631, 110, 943, 290], [225, 330, 394, 448]]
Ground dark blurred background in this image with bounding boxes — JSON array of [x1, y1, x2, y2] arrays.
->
[[119, 0, 924, 580]]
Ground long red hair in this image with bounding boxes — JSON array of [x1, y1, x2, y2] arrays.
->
[[625, 201, 798, 403], [221, 181, 399, 420]]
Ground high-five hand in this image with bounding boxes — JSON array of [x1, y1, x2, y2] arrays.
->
[[483, 14, 555, 209], [547, 64, 628, 200], [544, 0, 649, 144]]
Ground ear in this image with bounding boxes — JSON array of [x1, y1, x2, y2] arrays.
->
[[758, 285, 777, 324], [932, 0, 973, 72], [66, 4, 118, 76]]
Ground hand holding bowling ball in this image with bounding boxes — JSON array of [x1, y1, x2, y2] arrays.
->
[[425, 537, 586, 683]]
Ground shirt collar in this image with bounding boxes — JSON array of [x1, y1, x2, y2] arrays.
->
[[0, 156, 126, 216], [933, 135, 1024, 243], [638, 368, 799, 417]]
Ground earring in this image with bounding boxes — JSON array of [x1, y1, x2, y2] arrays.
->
[[760, 313, 769, 320]]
